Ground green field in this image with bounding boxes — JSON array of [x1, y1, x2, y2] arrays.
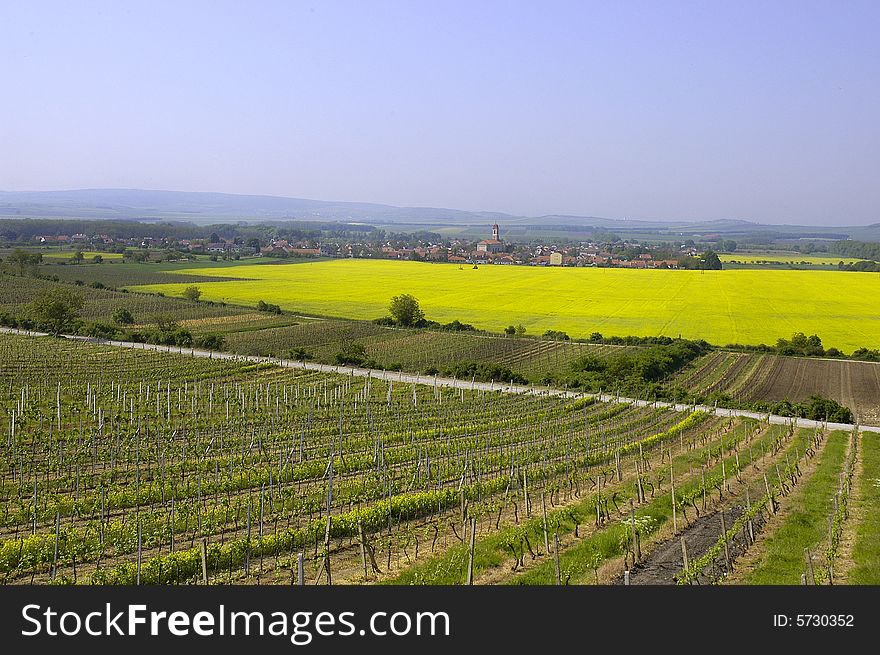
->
[[128, 259, 880, 351], [720, 253, 864, 265]]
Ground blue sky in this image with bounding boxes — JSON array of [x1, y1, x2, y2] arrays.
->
[[2, 1, 878, 224]]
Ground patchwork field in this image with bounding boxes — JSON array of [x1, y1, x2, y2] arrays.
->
[[129, 259, 880, 352]]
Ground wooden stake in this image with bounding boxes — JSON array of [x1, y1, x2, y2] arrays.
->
[[136, 519, 143, 585], [804, 548, 815, 585], [200, 539, 208, 585], [52, 511, 60, 580], [553, 532, 561, 585], [358, 521, 369, 580], [763, 473, 775, 513], [719, 509, 730, 571], [629, 501, 640, 563], [466, 517, 476, 585], [541, 493, 550, 554], [323, 516, 332, 585]]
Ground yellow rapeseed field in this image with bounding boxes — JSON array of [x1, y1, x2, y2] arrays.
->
[[129, 259, 880, 351]]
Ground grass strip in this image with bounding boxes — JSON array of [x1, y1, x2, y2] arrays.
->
[[741, 430, 848, 585], [848, 433, 880, 584]]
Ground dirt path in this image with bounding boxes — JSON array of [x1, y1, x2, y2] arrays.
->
[[621, 506, 741, 585]]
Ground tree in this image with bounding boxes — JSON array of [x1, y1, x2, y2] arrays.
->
[[153, 314, 179, 333], [28, 288, 84, 335], [92, 254, 103, 263], [698, 251, 723, 270], [112, 307, 135, 325], [389, 294, 425, 327], [182, 285, 202, 302], [515, 324, 526, 336], [71, 250, 85, 264], [7, 249, 41, 275], [504, 325, 516, 336]]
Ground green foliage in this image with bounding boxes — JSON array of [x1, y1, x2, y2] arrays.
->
[[182, 285, 202, 302], [388, 293, 425, 327], [828, 239, 880, 262], [257, 299, 282, 314], [756, 395, 853, 424], [837, 260, 880, 272], [6, 249, 43, 275], [288, 347, 312, 360], [194, 333, 225, 350], [438, 319, 477, 332], [112, 307, 135, 325], [334, 343, 377, 368], [27, 287, 85, 335], [442, 361, 528, 384], [776, 332, 824, 357], [563, 339, 709, 396]]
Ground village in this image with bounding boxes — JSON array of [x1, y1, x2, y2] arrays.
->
[[24, 222, 706, 269]]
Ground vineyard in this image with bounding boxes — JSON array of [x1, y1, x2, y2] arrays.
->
[[0, 332, 873, 586], [222, 320, 632, 381], [0, 333, 713, 584]]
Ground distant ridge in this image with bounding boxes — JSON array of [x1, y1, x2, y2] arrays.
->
[[0, 189, 747, 228], [0, 189, 875, 239]]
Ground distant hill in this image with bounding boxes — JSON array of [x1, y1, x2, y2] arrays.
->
[[0, 188, 510, 225], [0, 188, 876, 240]]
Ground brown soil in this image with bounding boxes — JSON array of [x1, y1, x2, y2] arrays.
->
[[748, 357, 880, 426], [618, 503, 771, 585]]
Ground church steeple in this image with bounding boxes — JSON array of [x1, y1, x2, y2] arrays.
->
[[492, 223, 499, 241]]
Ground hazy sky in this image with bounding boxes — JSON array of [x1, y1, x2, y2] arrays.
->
[[2, 1, 879, 225]]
